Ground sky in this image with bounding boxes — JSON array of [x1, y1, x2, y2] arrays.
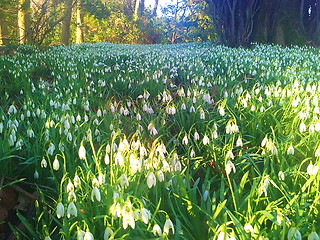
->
[[145, 0, 174, 15]]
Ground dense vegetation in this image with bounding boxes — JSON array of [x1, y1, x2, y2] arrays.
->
[[1, 42, 320, 239]]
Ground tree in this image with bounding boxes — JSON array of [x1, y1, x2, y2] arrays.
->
[[76, 0, 84, 44], [18, 0, 31, 44], [205, 0, 259, 47], [61, 0, 74, 45]]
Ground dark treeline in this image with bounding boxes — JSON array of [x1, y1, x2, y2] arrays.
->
[[0, 0, 319, 47]]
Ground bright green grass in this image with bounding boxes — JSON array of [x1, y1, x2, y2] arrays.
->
[[0, 42, 320, 240]]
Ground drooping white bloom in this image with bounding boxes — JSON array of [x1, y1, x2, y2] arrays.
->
[[225, 150, 235, 160], [203, 190, 209, 201], [203, 135, 210, 145], [287, 145, 295, 155], [104, 227, 114, 240], [56, 202, 64, 218], [41, 158, 47, 168], [163, 217, 175, 235], [130, 154, 141, 173], [157, 170, 165, 182], [307, 163, 319, 176], [78, 145, 86, 160], [152, 224, 162, 236], [278, 171, 285, 181], [91, 187, 101, 202], [299, 122, 307, 133], [236, 137, 243, 147], [119, 174, 129, 188], [122, 208, 135, 229], [194, 131, 200, 141], [53, 157, 60, 171], [83, 231, 94, 240], [115, 151, 124, 165], [34, 170, 39, 179], [67, 202, 77, 218], [226, 161, 236, 175], [182, 135, 189, 145], [287, 227, 302, 240], [244, 223, 254, 235], [174, 161, 182, 172], [140, 208, 151, 224], [309, 232, 320, 240], [147, 172, 156, 188]]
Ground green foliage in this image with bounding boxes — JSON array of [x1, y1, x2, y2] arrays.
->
[[1, 42, 320, 239]]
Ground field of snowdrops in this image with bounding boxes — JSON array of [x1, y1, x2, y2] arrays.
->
[[1, 42, 320, 240]]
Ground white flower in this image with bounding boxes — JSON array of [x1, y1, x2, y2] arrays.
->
[[84, 231, 94, 240], [163, 217, 175, 235], [174, 161, 182, 171], [218, 106, 225, 116], [157, 170, 165, 182], [307, 163, 319, 176], [203, 190, 209, 201], [147, 172, 156, 188], [225, 150, 235, 160], [67, 202, 77, 218], [244, 223, 254, 235], [315, 147, 320, 157], [152, 224, 162, 236], [122, 208, 135, 229], [56, 202, 64, 218], [288, 227, 302, 240], [226, 161, 236, 175], [203, 135, 210, 145], [91, 187, 101, 202], [299, 122, 307, 133], [78, 145, 86, 160], [309, 232, 320, 240], [115, 151, 124, 165], [74, 175, 81, 188], [182, 135, 189, 145], [44, 236, 52, 240], [287, 145, 295, 155], [278, 171, 285, 181], [34, 170, 39, 179], [140, 208, 151, 224], [236, 137, 243, 147], [47, 143, 55, 156], [104, 227, 114, 240], [53, 157, 60, 171], [130, 154, 141, 173], [119, 174, 129, 188], [194, 132, 200, 141]]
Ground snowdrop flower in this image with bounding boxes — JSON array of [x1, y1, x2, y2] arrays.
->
[[163, 217, 175, 235], [91, 187, 101, 202], [53, 157, 60, 171], [77, 230, 85, 240], [83, 231, 94, 240], [47, 143, 55, 156], [56, 202, 64, 218], [104, 227, 113, 240], [200, 109, 205, 119], [307, 163, 319, 176], [67, 182, 74, 193], [278, 171, 285, 181], [236, 137, 243, 147], [182, 135, 188, 145], [78, 145, 86, 160], [287, 227, 302, 240], [152, 224, 162, 236], [299, 122, 306, 133], [244, 223, 254, 235], [203, 190, 209, 201], [130, 155, 141, 173], [67, 202, 77, 218], [218, 106, 225, 116], [34, 170, 39, 179], [226, 161, 236, 175], [115, 152, 124, 165], [225, 150, 235, 160], [308, 232, 320, 240], [203, 135, 210, 145], [147, 172, 156, 188], [194, 131, 200, 141], [74, 175, 81, 188], [258, 176, 270, 196], [157, 170, 165, 182], [41, 158, 47, 168], [119, 174, 129, 188], [287, 145, 295, 155], [141, 208, 151, 224], [122, 208, 135, 229], [315, 147, 320, 157], [44, 236, 52, 240]]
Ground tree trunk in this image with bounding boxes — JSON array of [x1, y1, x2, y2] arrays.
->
[[18, 0, 31, 44], [61, 0, 73, 45], [134, 0, 140, 20], [76, 0, 83, 44]]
